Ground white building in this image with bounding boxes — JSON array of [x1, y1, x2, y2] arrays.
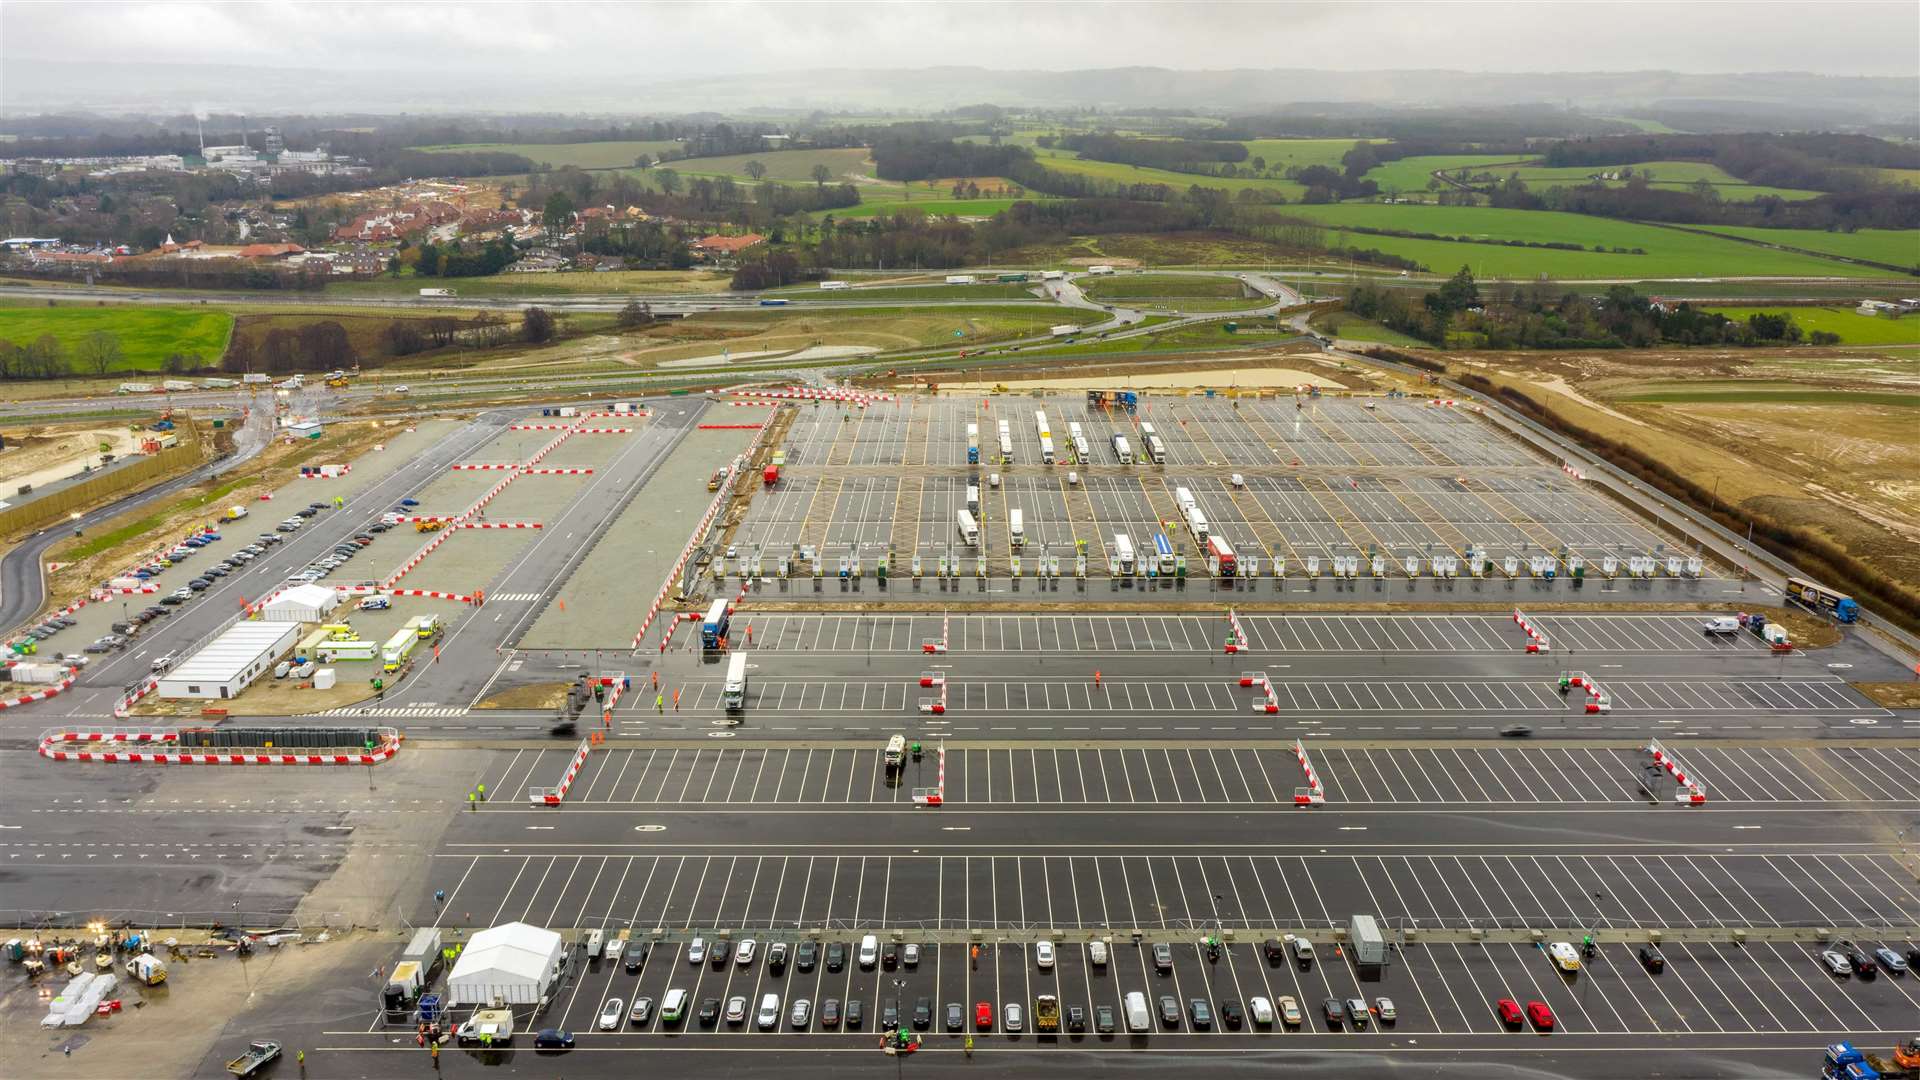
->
[[447, 922, 566, 1006], [261, 583, 340, 623], [156, 621, 299, 700]]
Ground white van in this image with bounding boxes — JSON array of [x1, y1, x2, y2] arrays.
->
[[1703, 616, 1740, 635], [1087, 940, 1108, 967], [857, 934, 879, 969], [756, 992, 781, 1030], [1124, 991, 1151, 1032]]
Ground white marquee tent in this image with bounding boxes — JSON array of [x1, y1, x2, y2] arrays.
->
[[446, 922, 564, 1006]]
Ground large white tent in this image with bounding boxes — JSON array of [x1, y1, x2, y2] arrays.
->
[[446, 922, 564, 1006], [261, 583, 341, 623]]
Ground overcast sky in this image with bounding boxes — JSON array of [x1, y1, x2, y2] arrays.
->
[[4, 0, 1917, 80]]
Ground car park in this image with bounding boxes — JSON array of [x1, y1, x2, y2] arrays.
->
[[911, 997, 931, 1030], [844, 999, 863, 1029], [359, 596, 391, 611], [795, 940, 817, 972], [628, 997, 652, 1025], [687, 938, 706, 964], [858, 935, 878, 969], [1548, 941, 1582, 972], [820, 998, 841, 1028], [902, 942, 920, 968], [945, 1002, 963, 1032], [1220, 999, 1244, 1029], [1640, 946, 1665, 972], [1151, 942, 1173, 971], [1848, 950, 1878, 978], [697, 997, 720, 1027], [1088, 940, 1108, 966], [881, 942, 897, 970], [369, 522, 391, 533], [1376, 997, 1396, 1023], [1347, 998, 1370, 1028], [1323, 998, 1344, 1027], [1291, 936, 1315, 969], [1496, 998, 1523, 1026], [1249, 996, 1275, 1026], [598, 999, 624, 1030], [826, 941, 846, 971], [734, 939, 756, 966], [1094, 1005, 1115, 1033], [1034, 940, 1054, 969], [1065, 1004, 1085, 1032], [880, 1000, 899, 1030], [975, 1001, 993, 1030], [767, 941, 789, 972]]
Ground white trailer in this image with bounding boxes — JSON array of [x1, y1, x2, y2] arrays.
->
[[1040, 270, 1065, 281], [997, 419, 1013, 460], [956, 509, 979, 547], [1050, 324, 1078, 336], [945, 274, 977, 285], [722, 652, 747, 712], [1067, 422, 1089, 458], [1185, 506, 1209, 544], [966, 484, 980, 512], [1111, 434, 1132, 464], [818, 280, 850, 290], [1112, 533, 1136, 574], [1008, 508, 1025, 549]]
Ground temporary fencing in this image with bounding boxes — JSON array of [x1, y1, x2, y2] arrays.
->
[[1224, 608, 1249, 654], [529, 737, 592, 805], [913, 742, 946, 807], [450, 463, 517, 471], [39, 726, 400, 766], [922, 610, 951, 654], [0, 667, 78, 710], [1293, 738, 1326, 806], [1238, 671, 1280, 714], [458, 522, 543, 530], [918, 671, 947, 715], [1646, 738, 1708, 805], [1513, 609, 1551, 653]]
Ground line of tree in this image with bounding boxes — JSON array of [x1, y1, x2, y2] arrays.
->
[[870, 139, 1031, 182], [1056, 133, 1248, 171], [411, 236, 519, 278]]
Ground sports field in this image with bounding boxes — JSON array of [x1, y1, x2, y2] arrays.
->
[[1278, 202, 1890, 278], [412, 140, 682, 169], [0, 306, 234, 372], [1703, 307, 1920, 347]]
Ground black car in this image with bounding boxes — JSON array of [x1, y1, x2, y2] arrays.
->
[[796, 940, 817, 972], [1220, 999, 1244, 1029], [1849, 951, 1877, 979], [369, 523, 391, 533], [1158, 995, 1181, 1027], [625, 943, 650, 974], [1189, 999, 1213, 1029], [1500, 724, 1534, 738], [880, 999, 899, 1031], [188, 579, 211, 590], [821, 998, 841, 1028], [1094, 1005, 1115, 1034], [845, 999, 863, 1029], [1066, 1005, 1086, 1032], [768, 942, 789, 973], [532, 1028, 574, 1049], [881, 942, 899, 970], [697, 998, 721, 1027], [1323, 998, 1345, 1027], [911, 997, 931, 1031], [1639, 946, 1665, 973], [945, 1002, 963, 1032], [1151, 942, 1173, 972], [308, 502, 327, 511], [295, 507, 317, 518], [1263, 937, 1284, 965], [826, 942, 846, 972]]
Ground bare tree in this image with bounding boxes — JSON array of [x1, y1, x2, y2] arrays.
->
[[743, 160, 767, 182], [810, 163, 833, 189], [78, 329, 124, 376]]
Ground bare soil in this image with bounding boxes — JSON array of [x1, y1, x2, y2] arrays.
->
[[473, 680, 570, 710], [1851, 682, 1920, 708]]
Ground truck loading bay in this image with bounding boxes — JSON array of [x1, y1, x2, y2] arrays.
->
[[4, 387, 1916, 1080]]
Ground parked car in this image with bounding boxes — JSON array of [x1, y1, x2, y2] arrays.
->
[[628, 997, 651, 1025], [531, 1029, 574, 1049], [1526, 1001, 1554, 1031], [598, 999, 624, 1030], [1640, 946, 1665, 972], [787, 996, 811, 1029]]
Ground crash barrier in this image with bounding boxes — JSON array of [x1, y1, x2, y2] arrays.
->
[[112, 677, 160, 719], [1224, 608, 1249, 654], [1646, 738, 1708, 805], [458, 522, 542, 530], [0, 666, 79, 709], [918, 671, 947, 715], [1238, 671, 1280, 714], [730, 386, 892, 405], [632, 407, 780, 649], [1293, 738, 1326, 806], [40, 725, 400, 765], [450, 463, 517, 471], [592, 673, 627, 724], [1513, 609, 1551, 654], [913, 743, 947, 807], [1559, 670, 1612, 713], [922, 611, 951, 655], [523, 467, 592, 475], [389, 589, 478, 604], [529, 737, 592, 805], [297, 464, 351, 479], [1562, 463, 1586, 481], [508, 424, 571, 431], [698, 424, 767, 430]]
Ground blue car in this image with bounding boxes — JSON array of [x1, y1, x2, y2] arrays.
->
[[400, 498, 420, 507], [532, 1028, 574, 1049]]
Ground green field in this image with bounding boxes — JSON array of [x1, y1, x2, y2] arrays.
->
[[0, 306, 234, 371], [412, 140, 683, 169], [765, 282, 1037, 302], [1703, 307, 1920, 346], [1496, 161, 1822, 201], [834, 197, 1034, 219], [1312, 310, 1432, 348], [663, 147, 876, 183], [1361, 155, 1535, 193], [1277, 202, 1888, 278], [1079, 273, 1251, 299], [327, 269, 733, 298], [1612, 385, 1919, 407], [1240, 139, 1382, 171], [1028, 150, 1307, 199], [1702, 226, 1920, 269]]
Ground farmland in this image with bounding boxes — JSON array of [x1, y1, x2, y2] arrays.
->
[[663, 147, 876, 183], [1311, 310, 1433, 348], [327, 269, 731, 298], [833, 196, 1033, 219], [1359, 154, 1533, 192], [1500, 161, 1823, 200], [412, 139, 682, 169], [1277, 202, 1892, 278], [0, 306, 233, 371], [1027, 150, 1307, 199], [1702, 307, 1920, 347], [764, 282, 1038, 302], [1238, 138, 1380, 171], [1701, 226, 1920, 269]]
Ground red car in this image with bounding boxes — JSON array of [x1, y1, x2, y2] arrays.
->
[[975, 1001, 993, 1031], [1526, 1001, 1554, 1031], [1495, 998, 1523, 1027]]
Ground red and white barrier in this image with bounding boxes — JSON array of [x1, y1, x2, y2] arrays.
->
[[1646, 738, 1707, 805], [922, 611, 951, 654], [1561, 463, 1586, 481], [458, 521, 543, 530], [508, 424, 572, 431], [529, 737, 592, 805], [1224, 608, 1249, 654], [1513, 609, 1552, 654], [1293, 738, 1326, 806], [522, 467, 592, 475], [389, 589, 477, 603], [1239, 671, 1280, 714], [296, 464, 351, 479], [0, 667, 78, 710], [573, 427, 632, 434], [914, 742, 946, 807], [451, 463, 518, 471], [40, 727, 400, 766], [918, 673, 948, 714]]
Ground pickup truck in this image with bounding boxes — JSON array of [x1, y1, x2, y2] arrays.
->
[[226, 1041, 281, 1076], [1034, 993, 1060, 1033]]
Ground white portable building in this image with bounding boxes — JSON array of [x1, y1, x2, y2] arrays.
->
[[447, 922, 565, 1006], [155, 621, 299, 699], [261, 583, 340, 623]]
